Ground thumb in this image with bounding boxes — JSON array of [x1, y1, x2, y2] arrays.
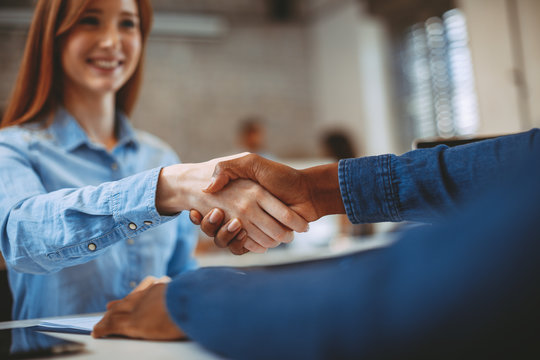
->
[[203, 172, 232, 193], [203, 154, 258, 193]]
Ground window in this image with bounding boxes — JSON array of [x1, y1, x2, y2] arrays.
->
[[400, 9, 478, 139]]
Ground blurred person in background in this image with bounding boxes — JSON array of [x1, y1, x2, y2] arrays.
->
[[237, 116, 274, 159], [0, 0, 306, 320], [322, 129, 373, 238]]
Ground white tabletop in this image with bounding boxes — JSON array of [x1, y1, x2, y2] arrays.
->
[[0, 315, 223, 359]]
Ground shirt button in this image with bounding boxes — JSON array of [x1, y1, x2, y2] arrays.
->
[[126, 238, 135, 245], [128, 222, 137, 230], [111, 163, 118, 171], [88, 243, 97, 251], [129, 281, 137, 288], [143, 220, 152, 226]]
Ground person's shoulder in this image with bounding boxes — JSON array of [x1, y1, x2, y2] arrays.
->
[[0, 123, 50, 150], [134, 129, 179, 158]]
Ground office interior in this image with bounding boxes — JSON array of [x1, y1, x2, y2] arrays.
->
[[0, 0, 539, 321]]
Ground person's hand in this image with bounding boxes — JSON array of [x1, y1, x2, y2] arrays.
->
[[205, 154, 321, 221], [130, 275, 171, 294], [190, 154, 345, 249], [104, 275, 171, 310], [189, 208, 249, 255], [92, 283, 184, 340], [155, 154, 309, 253]]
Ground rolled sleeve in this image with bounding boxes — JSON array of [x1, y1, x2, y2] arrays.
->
[[338, 156, 402, 224]]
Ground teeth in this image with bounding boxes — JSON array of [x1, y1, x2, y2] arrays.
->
[[93, 60, 119, 69]]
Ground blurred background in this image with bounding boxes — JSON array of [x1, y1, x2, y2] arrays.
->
[[0, 0, 539, 261]]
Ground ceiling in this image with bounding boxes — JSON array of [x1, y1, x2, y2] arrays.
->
[[0, 0, 353, 23]]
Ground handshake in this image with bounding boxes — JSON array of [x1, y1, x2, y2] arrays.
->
[[156, 153, 345, 253]]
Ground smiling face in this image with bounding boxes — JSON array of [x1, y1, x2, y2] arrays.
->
[[60, 0, 142, 97]]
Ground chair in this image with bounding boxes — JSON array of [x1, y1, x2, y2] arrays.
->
[[0, 253, 12, 321]]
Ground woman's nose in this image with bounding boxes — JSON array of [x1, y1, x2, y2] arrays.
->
[[99, 25, 121, 49]]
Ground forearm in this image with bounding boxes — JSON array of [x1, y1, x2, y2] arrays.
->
[[300, 163, 345, 218], [166, 164, 540, 359], [340, 128, 540, 223], [1, 168, 174, 274]]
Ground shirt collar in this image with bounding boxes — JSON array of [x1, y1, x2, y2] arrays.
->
[[49, 107, 139, 152]]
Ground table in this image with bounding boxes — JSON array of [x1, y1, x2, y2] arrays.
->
[[0, 315, 223, 359], [0, 235, 394, 359]]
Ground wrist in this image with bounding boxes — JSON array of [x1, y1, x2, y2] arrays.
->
[[300, 162, 345, 218], [155, 164, 191, 215], [156, 162, 218, 216]]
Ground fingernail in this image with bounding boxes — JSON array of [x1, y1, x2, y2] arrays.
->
[[237, 229, 247, 240], [304, 224, 310, 232], [227, 218, 241, 232], [189, 213, 200, 225], [203, 177, 215, 191], [209, 209, 221, 224]]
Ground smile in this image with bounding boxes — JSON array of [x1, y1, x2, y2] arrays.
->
[[88, 59, 124, 70]]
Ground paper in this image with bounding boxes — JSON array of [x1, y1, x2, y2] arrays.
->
[[33, 315, 103, 335]]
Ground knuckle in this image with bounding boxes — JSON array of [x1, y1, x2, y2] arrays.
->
[[237, 203, 250, 216], [201, 224, 217, 237], [281, 211, 295, 226], [214, 237, 227, 248]]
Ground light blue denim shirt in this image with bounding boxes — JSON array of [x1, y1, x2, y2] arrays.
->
[[0, 108, 197, 319]]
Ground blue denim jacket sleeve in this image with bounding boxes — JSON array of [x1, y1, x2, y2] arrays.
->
[[0, 136, 176, 274], [164, 130, 540, 360], [339, 128, 540, 223]]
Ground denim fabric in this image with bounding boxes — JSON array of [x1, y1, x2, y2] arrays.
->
[[165, 129, 540, 359], [0, 108, 196, 319], [339, 129, 540, 223]]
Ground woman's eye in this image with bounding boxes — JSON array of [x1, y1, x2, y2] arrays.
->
[[120, 19, 136, 28], [79, 16, 99, 25]]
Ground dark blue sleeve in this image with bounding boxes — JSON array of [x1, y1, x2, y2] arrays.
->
[[165, 157, 540, 359], [339, 128, 540, 223]]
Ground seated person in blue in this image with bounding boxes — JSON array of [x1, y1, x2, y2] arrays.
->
[[93, 129, 540, 359], [0, 0, 307, 320]]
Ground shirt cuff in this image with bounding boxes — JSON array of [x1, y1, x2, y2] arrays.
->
[[110, 167, 179, 237], [338, 156, 402, 224]]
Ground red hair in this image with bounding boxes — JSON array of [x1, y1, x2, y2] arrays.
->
[[1, 0, 153, 128]]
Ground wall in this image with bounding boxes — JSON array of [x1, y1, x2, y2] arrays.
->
[[0, 29, 26, 112], [517, 0, 540, 128], [458, 0, 539, 135], [0, 19, 317, 163], [131, 23, 317, 162], [309, 0, 399, 157]]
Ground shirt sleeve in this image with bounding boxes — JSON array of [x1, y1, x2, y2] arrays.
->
[[0, 141, 177, 274], [164, 156, 540, 359], [339, 128, 540, 223]]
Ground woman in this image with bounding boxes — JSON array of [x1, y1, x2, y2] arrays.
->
[[0, 0, 307, 320]]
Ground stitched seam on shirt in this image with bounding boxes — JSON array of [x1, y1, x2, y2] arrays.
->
[[46, 226, 124, 259], [146, 167, 161, 223], [381, 155, 394, 221], [111, 189, 121, 222], [339, 160, 357, 223], [384, 155, 402, 221]]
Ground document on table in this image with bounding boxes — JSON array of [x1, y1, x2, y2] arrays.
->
[[32, 315, 103, 335]]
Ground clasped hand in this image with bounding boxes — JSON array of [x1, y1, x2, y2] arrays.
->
[[155, 153, 311, 254], [188, 153, 338, 253]]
